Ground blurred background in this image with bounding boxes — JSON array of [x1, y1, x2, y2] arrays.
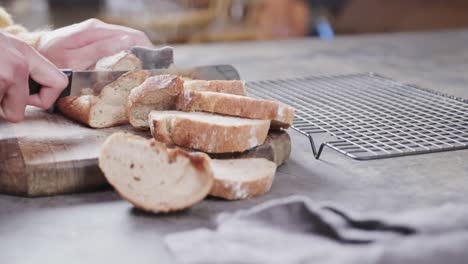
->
[[2, 0, 468, 44]]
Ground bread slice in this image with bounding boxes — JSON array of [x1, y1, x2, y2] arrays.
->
[[176, 90, 295, 128], [149, 111, 270, 153], [58, 70, 149, 128], [99, 132, 213, 213], [210, 130, 291, 166], [210, 158, 276, 200], [126, 75, 184, 130], [184, 80, 246, 96], [93, 50, 142, 71]]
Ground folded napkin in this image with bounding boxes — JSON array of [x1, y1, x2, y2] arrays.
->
[[165, 196, 468, 264]]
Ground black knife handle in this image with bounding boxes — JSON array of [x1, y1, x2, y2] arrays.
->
[[28, 69, 73, 113], [28, 69, 73, 97]]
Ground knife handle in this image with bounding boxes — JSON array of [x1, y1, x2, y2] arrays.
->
[[28, 69, 73, 113], [28, 69, 73, 97]]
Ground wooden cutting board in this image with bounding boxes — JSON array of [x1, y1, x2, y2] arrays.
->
[[0, 107, 291, 197]]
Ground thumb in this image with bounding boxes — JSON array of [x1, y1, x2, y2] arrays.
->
[[67, 34, 136, 70]]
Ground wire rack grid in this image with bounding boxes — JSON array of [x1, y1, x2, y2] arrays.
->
[[247, 73, 468, 160]]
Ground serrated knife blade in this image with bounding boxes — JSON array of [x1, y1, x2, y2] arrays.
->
[[28, 64, 240, 112]]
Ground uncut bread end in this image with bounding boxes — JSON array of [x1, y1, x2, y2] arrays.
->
[[177, 90, 295, 129], [126, 75, 184, 130], [184, 80, 246, 96], [210, 158, 277, 200], [58, 70, 149, 128], [98, 132, 213, 213], [149, 111, 270, 153], [92, 50, 142, 71]]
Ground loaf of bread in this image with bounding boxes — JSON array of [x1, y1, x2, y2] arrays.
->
[[149, 111, 270, 153], [99, 132, 214, 213], [210, 158, 277, 200], [58, 70, 149, 128], [177, 90, 295, 128]]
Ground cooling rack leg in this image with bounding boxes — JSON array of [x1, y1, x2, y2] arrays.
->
[[308, 134, 318, 156], [308, 134, 328, 159], [315, 143, 327, 159]]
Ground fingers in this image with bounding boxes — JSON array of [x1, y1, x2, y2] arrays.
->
[[36, 18, 153, 71], [102, 24, 153, 47], [0, 43, 29, 122], [86, 18, 153, 47], [1, 78, 28, 123], [67, 19, 152, 49], [21, 45, 68, 109], [0, 56, 28, 122], [66, 34, 143, 70]]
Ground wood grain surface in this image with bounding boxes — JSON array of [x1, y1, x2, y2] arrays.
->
[[0, 108, 291, 196], [0, 107, 138, 196]]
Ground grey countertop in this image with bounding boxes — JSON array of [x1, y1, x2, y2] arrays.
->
[[1, 30, 468, 264]]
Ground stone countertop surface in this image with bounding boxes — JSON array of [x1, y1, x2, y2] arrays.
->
[[1, 30, 468, 264]]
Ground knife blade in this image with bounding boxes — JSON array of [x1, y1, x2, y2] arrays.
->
[[28, 64, 240, 112]]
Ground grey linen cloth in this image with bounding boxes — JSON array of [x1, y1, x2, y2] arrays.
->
[[165, 196, 468, 264]]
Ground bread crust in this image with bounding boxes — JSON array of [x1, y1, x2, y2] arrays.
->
[[93, 51, 142, 71], [209, 130, 291, 166], [209, 158, 277, 200], [177, 91, 295, 128], [150, 112, 271, 153], [57, 95, 97, 125], [184, 80, 246, 95]]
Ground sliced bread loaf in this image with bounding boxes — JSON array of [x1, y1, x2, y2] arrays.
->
[[184, 80, 246, 95], [126, 75, 184, 130], [176, 90, 295, 128], [149, 111, 270, 153], [210, 158, 277, 200], [126, 79, 247, 130], [99, 132, 213, 213], [58, 70, 149, 128]]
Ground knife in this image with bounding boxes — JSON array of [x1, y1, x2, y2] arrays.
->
[[28, 64, 241, 112]]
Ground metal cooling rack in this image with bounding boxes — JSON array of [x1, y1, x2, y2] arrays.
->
[[247, 73, 468, 160]]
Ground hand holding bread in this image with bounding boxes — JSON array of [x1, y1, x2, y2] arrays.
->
[[37, 18, 152, 71]]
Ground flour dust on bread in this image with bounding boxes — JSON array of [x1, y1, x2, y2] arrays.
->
[[127, 79, 247, 130], [184, 80, 247, 96], [149, 111, 270, 153], [210, 158, 277, 200], [99, 132, 213, 213], [58, 70, 149, 128], [177, 90, 295, 128], [126, 75, 184, 130], [92, 50, 142, 71]]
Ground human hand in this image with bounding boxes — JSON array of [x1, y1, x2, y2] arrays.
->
[[0, 31, 68, 122], [36, 18, 153, 70]]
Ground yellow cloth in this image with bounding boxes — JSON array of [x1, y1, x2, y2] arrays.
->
[[0, 7, 45, 48]]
